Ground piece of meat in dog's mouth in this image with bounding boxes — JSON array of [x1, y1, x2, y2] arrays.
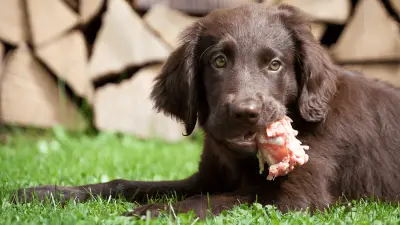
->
[[256, 116, 310, 181]]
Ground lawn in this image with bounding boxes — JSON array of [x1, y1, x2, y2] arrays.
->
[[0, 127, 399, 225]]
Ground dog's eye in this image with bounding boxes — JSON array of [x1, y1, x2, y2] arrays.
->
[[268, 60, 281, 71], [213, 55, 227, 68]]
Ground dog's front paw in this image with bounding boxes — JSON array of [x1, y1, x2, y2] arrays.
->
[[123, 203, 172, 219], [123, 198, 209, 220], [10, 185, 89, 204]]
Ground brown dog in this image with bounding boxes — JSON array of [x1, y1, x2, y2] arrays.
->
[[12, 3, 400, 219]]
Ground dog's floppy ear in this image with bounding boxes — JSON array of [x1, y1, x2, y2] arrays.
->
[[276, 4, 338, 122], [150, 22, 203, 136]]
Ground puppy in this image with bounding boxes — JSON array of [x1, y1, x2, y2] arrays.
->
[[12, 3, 400, 219]]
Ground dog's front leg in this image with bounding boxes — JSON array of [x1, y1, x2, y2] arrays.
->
[[11, 172, 202, 204]]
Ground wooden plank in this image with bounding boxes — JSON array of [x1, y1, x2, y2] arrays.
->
[[331, 0, 400, 62], [94, 64, 186, 142], [344, 64, 400, 87], [36, 31, 92, 100], [143, 4, 198, 49], [0, 44, 87, 130], [26, 0, 80, 46], [88, 0, 170, 80], [132, 0, 255, 14], [0, 0, 29, 45], [280, 0, 351, 24], [80, 0, 104, 24]]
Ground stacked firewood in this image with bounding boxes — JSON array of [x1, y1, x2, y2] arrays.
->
[[0, 0, 398, 142]]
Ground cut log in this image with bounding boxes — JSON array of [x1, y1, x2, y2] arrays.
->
[[80, 0, 104, 24], [26, 0, 80, 46], [331, 0, 400, 62], [310, 23, 326, 41], [35, 31, 92, 100], [132, 0, 255, 14], [391, 0, 400, 14], [143, 4, 198, 49], [0, 0, 29, 45], [89, 0, 170, 80], [344, 64, 400, 87], [280, 0, 350, 24], [94, 64, 187, 142], [0, 44, 87, 130], [63, 0, 80, 12]]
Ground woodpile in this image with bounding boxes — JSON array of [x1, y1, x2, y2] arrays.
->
[[26, 0, 80, 47], [329, 0, 400, 87], [36, 31, 92, 100], [331, 0, 400, 61], [88, 0, 170, 80], [143, 4, 198, 49], [0, 44, 87, 130], [0, 0, 398, 142], [94, 64, 187, 142]]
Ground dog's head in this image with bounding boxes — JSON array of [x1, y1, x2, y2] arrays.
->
[[151, 3, 338, 155]]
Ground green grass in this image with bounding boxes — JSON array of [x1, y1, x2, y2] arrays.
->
[[0, 128, 399, 225]]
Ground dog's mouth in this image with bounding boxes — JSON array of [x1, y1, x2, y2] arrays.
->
[[224, 131, 259, 154]]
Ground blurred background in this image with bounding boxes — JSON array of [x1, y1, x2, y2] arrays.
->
[[0, 0, 399, 143]]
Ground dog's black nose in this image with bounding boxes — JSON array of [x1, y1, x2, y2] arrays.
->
[[230, 99, 262, 124]]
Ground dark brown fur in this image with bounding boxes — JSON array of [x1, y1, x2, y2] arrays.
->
[[11, 3, 400, 219]]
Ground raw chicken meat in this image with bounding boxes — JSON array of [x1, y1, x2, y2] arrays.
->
[[256, 116, 310, 180]]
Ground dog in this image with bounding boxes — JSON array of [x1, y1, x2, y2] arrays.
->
[[11, 3, 400, 219]]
